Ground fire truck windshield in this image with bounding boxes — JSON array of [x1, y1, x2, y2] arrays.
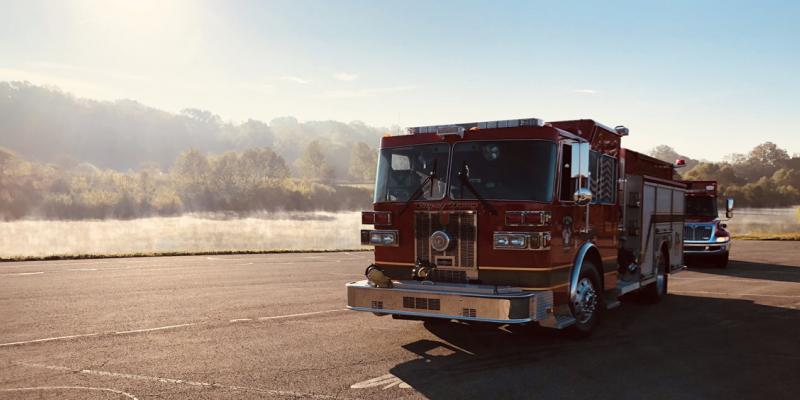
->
[[374, 143, 449, 202], [686, 195, 718, 218], [450, 140, 556, 202]]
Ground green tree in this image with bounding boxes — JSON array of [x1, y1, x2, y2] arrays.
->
[[297, 140, 335, 181], [748, 142, 789, 168], [347, 142, 377, 182], [172, 149, 212, 208]]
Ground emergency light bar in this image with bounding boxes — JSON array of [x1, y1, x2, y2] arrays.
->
[[408, 117, 545, 135]]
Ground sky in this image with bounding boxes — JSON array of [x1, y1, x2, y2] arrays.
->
[[1, 0, 798, 160]]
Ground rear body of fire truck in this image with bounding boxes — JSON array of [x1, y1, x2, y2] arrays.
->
[[346, 118, 686, 334]]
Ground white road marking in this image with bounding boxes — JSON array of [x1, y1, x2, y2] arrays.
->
[[0, 386, 138, 400], [1, 310, 349, 347], [0, 333, 99, 347], [114, 323, 197, 335], [672, 290, 800, 299], [257, 309, 347, 321], [16, 362, 340, 399], [351, 373, 412, 390], [68, 268, 99, 271], [2, 271, 45, 276], [672, 276, 799, 284]]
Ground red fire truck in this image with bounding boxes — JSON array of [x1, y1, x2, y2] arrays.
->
[[681, 180, 734, 268], [346, 118, 686, 334]]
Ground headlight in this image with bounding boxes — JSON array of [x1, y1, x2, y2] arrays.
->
[[715, 236, 730, 243], [361, 230, 399, 246]]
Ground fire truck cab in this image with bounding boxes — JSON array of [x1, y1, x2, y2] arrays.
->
[[346, 118, 686, 334], [681, 180, 735, 268]]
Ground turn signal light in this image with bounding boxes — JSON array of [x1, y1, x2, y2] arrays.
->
[[362, 211, 392, 226]]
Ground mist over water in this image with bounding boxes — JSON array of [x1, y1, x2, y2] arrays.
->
[[728, 207, 800, 235], [0, 211, 363, 259], [1, 208, 797, 259]]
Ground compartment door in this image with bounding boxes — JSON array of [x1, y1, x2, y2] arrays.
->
[[640, 183, 657, 276]]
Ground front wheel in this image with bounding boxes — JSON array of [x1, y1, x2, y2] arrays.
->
[[569, 261, 602, 336]]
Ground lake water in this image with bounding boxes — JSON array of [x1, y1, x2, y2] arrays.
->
[[0, 211, 363, 259]]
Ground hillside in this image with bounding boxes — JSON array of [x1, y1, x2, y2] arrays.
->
[[0, 81, 391, 177]]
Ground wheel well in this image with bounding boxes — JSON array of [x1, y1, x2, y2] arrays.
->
[[584, 246, 604, 292], [659, 241, 670, 267]]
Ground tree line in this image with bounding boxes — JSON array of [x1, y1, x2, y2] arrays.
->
[[0, 81, 389, 178], [651, 142, 800, 207], [0, 145, 374, 221]]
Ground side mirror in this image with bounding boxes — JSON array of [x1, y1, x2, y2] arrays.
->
[[570, 142, 590, 180], [570, 142, 593, 206], [574, 187, 593, 206], [725, 197, 734, 219]]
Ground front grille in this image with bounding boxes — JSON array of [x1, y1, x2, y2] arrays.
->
[[415, 212, 477, 269], [684, 225, 713, 241], [428, 269, 467, 283]]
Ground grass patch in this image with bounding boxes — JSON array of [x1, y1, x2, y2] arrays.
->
[[733, 232, 800, 241], [1, 248, 370, 263]]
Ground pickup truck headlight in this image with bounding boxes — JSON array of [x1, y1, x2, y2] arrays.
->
[[361, 230, 399, 246], [715, 236, 730, 243]]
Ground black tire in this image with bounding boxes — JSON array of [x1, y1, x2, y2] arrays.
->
[[642, 249, 668, 303], [716, 252, 729, 269], [569, 260, 603, 337]]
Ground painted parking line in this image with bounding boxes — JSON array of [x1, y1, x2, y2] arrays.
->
[[114, 323, 197, 335], [671, 290, 800, 299], [15, 362, 342, 399], [0, 333, 99, 348], [0, 386, 139, 400], [0, 310, 349, 347], [1, 271, 45, 276], [351, 373, 412, 390], [256, 309, 346, 321]]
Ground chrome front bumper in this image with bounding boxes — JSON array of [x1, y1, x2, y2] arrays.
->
[[684, 241, 731, 255], [346, 280, 555, 324]]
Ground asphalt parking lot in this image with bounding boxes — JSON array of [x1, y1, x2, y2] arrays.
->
[[1, 241, 799, 399]]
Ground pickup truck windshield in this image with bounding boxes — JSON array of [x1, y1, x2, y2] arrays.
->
[[449, 141, 556, 202], [374, 143, 449, 203], [686, 196, 718, 218]]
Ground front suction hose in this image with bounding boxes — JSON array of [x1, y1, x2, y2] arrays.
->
[[365, 264, 393, 288]]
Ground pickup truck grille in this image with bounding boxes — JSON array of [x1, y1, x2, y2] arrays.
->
[[684, 225, 713, 241], [415, 212, 477, 273]]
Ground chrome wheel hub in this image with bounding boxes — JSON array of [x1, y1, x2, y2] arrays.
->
[[573, 277, 598, 324]]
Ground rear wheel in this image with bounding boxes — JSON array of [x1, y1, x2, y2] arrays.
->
[[569, 261, 602, 336], [642, 250, 668, 303]]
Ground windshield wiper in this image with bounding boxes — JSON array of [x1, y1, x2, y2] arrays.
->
[[399, 159, 438, 215], [458, 161, 497, 215]]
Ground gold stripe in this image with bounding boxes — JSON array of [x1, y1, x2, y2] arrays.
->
[[604, 271, 617, 276], [520, 282, 569, 291], [374, 261, 414, 267], [479, 264, 571, 272], [602, 256, 618, 261]]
